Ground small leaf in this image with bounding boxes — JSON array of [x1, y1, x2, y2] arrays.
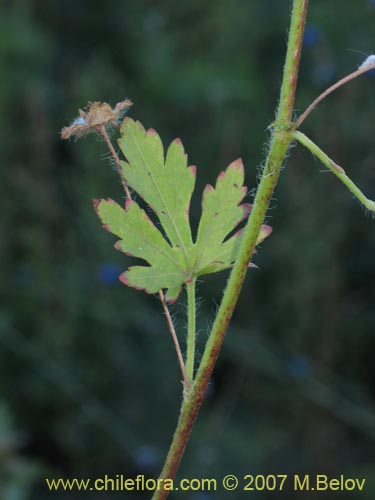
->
[[194, 159, 250, 275], [95, 118, 271, 301]]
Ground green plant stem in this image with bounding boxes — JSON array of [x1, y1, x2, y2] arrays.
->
[[185, 279, 196, 383], [151, 1, 309, 499], [293, 131, 375, 213]]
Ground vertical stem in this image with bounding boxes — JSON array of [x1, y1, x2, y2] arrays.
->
[[151, 2, 309, 499], [277, 0, 308, 126], [185, 279, 196, 382]]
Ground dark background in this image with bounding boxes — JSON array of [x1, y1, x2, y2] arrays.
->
[[0, 1, 374, 499]]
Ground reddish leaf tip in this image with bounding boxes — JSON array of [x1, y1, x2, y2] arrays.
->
[[173, 137, 187, 155], [92, 198, 101, 211], [229, 158, 244, 172], [147, 127, 158, 136], [189, 165, 197, 177], [165, 286, 181, 303], [120, 269, 144, 292], [134, 120, 146, 133], [119, 272, 129, 286], [115, 242, 135, 258], [114, 241, 132, 255], [262, 224, 273, 236], [120, 116, 133, 132]]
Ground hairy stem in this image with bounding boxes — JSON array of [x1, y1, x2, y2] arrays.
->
[[293, 131, 375, 212], [151, 1, 309, 498], [185, 279, 196, 383]]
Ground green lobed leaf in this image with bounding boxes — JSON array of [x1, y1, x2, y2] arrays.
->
[[119, 119, 195, 262], [194, 158, 251, 275], [95, 118, 271, 301]]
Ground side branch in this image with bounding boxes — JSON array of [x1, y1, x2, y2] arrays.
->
[[293, 131, 375, 213], [295, 60, 375, 129]]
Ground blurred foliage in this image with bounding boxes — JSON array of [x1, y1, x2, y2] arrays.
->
[[0, 402, 41, 499], [0, 0, 374, 499]]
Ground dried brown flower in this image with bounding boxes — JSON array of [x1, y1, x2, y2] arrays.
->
[[60, 99, 133, 140]]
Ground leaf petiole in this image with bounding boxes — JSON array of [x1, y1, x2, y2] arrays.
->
[[98, 125, 132, 200], [185, 279, 196, 383]]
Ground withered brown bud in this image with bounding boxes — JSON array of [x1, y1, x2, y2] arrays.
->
[[61, 99, 133, 140]]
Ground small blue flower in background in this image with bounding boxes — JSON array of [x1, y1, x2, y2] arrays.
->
[[135, 445, 161, 471], [97, 262, 122, 285], [303, 24, 322, 48], [369, 0, 375, 7], [287, 355, 310, 379], [313, 61, 335, 85]]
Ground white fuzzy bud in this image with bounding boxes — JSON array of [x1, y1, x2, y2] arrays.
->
[[359, 54, 375, 70]]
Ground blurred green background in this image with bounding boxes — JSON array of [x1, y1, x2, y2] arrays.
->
[[0, 0, 374, 498]]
